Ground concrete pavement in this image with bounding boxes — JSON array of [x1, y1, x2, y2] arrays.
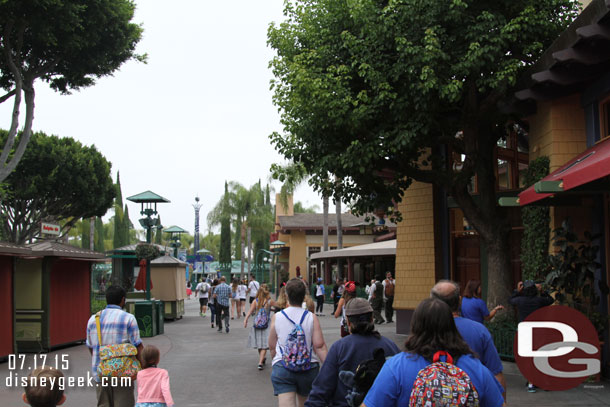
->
[[0, 298, 608, 406]]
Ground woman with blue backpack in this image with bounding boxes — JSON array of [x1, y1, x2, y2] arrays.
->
[[268, 278, 328, 407], [244, 284, 277, 370]]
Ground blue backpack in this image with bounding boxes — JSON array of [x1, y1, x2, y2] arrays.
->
[[280, 310, 313, 372], [253, 301, 270, 329]]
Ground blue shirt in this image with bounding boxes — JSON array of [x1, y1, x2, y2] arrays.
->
[[363, 352, 504, 407], [86, 305, 142, 382], [454, 317, 503, 375], [461, 297, 489, 324], [306, 334, 400, 407], [214, 283, 232, 307]]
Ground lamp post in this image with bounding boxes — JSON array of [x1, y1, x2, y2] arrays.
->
[[164, 225, 187, 258], [197, 248, 211, 283], [270, 240, 285, 295], [255, 249, 274, 283], [127, 191, 170, 300]]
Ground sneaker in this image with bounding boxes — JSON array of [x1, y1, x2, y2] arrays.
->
[[211, 323, 214, 328], [263, 357, 267, 365], [377, 320, 385, 324], [226, 326, 230, 333], [243, 312, 246, 317], [217, 327, 222, 332], [258, 364, 263, 370], [527, 383, 537, 393]]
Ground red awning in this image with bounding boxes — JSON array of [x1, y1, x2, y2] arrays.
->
[[519, 137, 610, 206]]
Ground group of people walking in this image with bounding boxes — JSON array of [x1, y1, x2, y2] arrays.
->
[[73, 268, 560, 407], [194, 274, 262, 333]]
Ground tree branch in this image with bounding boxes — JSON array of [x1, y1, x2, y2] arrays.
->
[[0, 89, 16, 104]]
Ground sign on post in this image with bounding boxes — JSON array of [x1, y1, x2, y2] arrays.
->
[[41, 222, 60, 236]]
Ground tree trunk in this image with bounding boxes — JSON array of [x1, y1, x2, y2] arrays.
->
[[90, 217, 95, 251], [335, 196, 343, 278], [323, 196, 329, 251], [247, 226, 251, 277]]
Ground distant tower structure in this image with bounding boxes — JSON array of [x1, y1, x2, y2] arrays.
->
[[193, 196, 203, 255]]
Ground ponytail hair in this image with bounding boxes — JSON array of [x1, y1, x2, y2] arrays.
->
[[347, 312, 380, 339]]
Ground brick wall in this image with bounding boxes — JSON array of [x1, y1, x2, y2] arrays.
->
[[394, 181, 437, 310]]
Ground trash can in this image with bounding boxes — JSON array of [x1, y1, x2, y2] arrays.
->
[[155, 300, 164, 334], [134, 300, 158, 337]]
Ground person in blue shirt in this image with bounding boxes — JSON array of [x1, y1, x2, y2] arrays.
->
[[431, 280, 506, 401], [305, 298, 400, 407], [363, 298, 504, 407], [460, 279, 504, 324]]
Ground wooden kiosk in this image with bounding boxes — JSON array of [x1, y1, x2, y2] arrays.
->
[[150, 255, 187, 319], [15, 241, 104, 353]]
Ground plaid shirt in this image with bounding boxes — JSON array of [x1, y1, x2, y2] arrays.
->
[[214, 283, 232, 307], [86, 305, 142, 382]]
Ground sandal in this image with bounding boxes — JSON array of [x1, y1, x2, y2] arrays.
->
[[257, 364, 263, 370]]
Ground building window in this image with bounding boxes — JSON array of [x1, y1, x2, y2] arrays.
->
[[600, 95, 610, 141], [452, 125, 529, 193]]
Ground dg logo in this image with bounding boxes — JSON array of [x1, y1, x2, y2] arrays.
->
[[514, 305, 600, 391]]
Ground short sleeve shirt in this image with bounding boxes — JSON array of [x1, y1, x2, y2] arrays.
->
[[363, 352, 504, 407], [461, 297, 490, 324], [196, 282, 209, 298], [249, 281, 260, 298], [86, 305, 142, 382], [454, 317, 503, 375]]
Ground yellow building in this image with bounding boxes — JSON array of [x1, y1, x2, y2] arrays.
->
[[274, 195, 396, 284]]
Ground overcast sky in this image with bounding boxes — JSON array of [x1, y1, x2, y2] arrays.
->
[[0, 0, 322, 236]]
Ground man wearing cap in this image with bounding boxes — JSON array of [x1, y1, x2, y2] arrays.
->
[[306, 298, 400, 407]]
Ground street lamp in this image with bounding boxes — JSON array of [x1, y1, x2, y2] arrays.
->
[[164, 225, 187, 258], [270, 240, 285, 295], [127, 190, 170, 300], [255, 249, 274, 283]]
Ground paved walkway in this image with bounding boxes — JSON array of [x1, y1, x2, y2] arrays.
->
[[1, 298, 608, 406]]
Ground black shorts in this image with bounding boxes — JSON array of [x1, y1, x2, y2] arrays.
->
[[249, 297, 255, 304], [240, 298, 246, 303], [199, 298, 208, 306]]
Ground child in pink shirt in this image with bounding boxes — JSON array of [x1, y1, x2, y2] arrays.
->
[[135, 345, 174, 407]]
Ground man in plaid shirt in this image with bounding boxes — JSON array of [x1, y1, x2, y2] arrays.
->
[[214, 276, 232, 333], [86, 285, 143, 407]]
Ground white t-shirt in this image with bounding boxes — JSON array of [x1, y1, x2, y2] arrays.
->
[[196, 282, 209, 299], [249, 281, 260, 298], [272, 306, 319, 366], [316, 284, 325, 297], [237, 284, 247, 299]]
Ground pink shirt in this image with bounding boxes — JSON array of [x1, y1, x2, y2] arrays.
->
[[136, 367, 174, 406]]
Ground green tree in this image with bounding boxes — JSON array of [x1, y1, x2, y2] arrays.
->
[[0, 0, 145, 182], [0, 130, 115, 244], [218, 181, 232, 264], [201, 232, 220, 261], [81, 219, 90, 249], [154, 217, 164, 245], [268, 0, 579, 305], [123, 204, 132, 245], [294, 201, 319, 213], [209, 180, 275, 260], [95, 217, 105, 252]]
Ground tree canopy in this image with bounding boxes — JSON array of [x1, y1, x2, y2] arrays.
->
[[0, 130, 115, 244], [0, 0, 144, 182], [268, 0, 579, 304]]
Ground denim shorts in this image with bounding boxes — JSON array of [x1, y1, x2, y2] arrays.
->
[[271, 363, 320, 396]]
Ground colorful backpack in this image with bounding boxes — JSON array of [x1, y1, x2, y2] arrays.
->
[[253, 300, 270, 329], [280, 310, 312, 372], [409, 351, 479, 407], [95, 312, 141, 379]]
